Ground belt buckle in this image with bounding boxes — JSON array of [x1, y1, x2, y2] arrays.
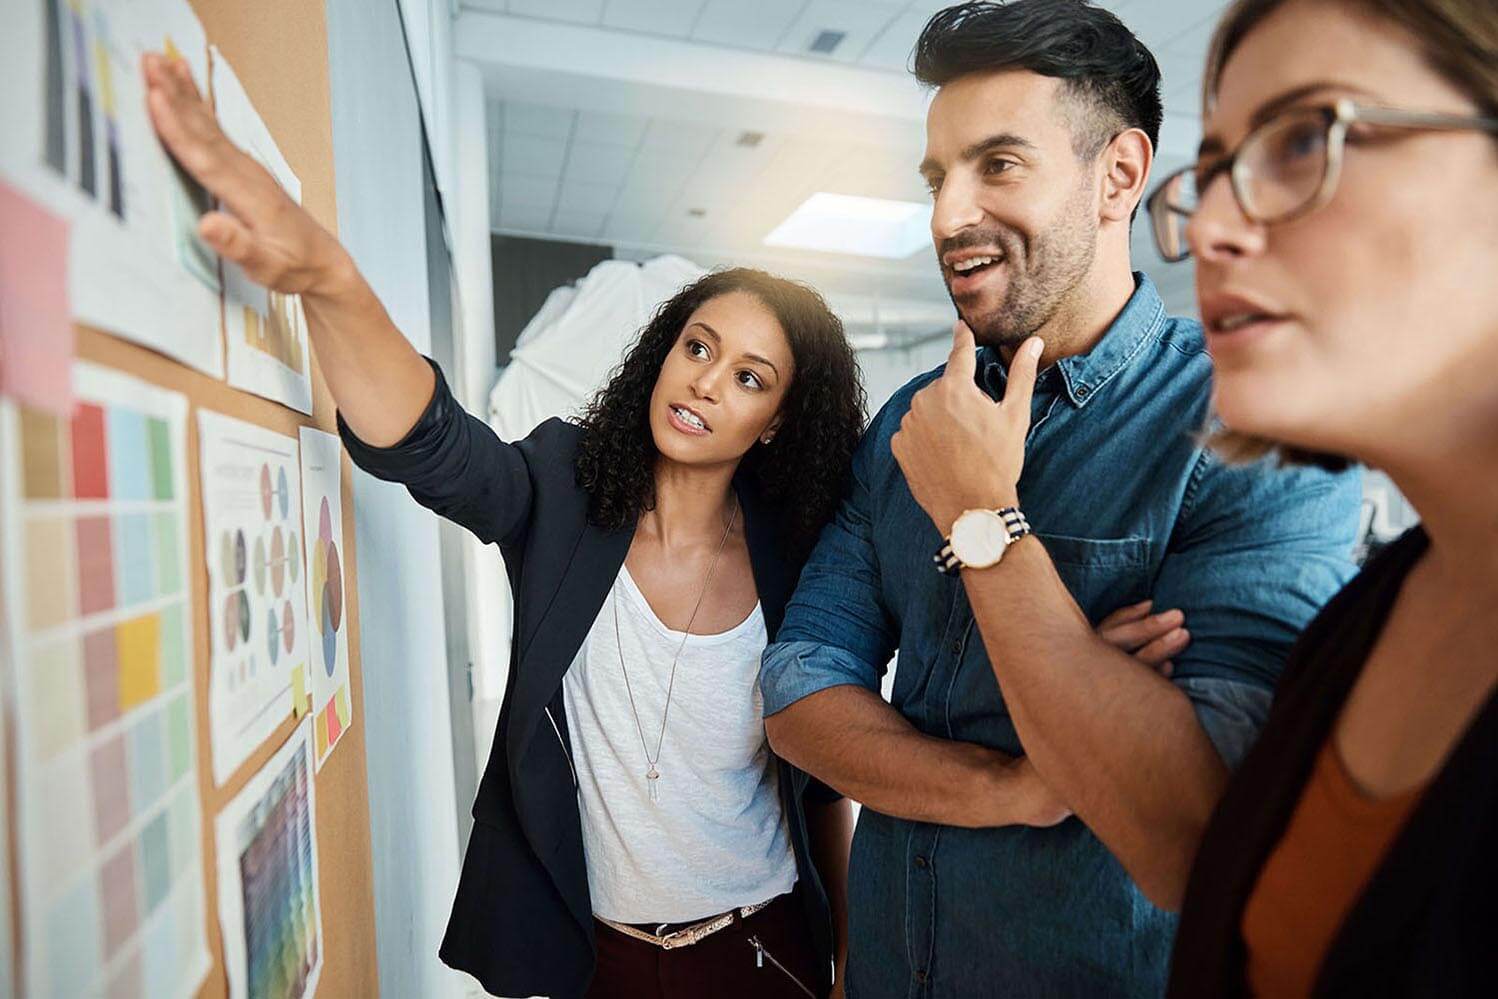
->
[[659, 926, 693, 950]]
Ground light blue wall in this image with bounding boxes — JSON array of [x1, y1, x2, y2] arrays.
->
[[324, 2, 469, 996]]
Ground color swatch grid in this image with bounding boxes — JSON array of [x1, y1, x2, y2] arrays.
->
[[216, 719, 322, 999], [0, 362, 210, 998]]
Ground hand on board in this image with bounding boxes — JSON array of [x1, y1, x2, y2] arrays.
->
[[141, 52, 354, 299], [1096, 599, 1190, 676]]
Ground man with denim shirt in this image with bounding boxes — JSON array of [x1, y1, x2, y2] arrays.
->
[[760, 3, 1363, 996]]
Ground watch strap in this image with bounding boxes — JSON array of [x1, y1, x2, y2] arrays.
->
[[933, 506, 1032, 575]]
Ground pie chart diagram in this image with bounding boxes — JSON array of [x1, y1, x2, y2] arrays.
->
[[312, 496, 343, 676], [222, 528, 247, 586], [270, 526, 286, 597], [266, 606, 282, 666], [252, 534, 267, 595], [224, 590, 250, 650], [260, 463, 291, 521]]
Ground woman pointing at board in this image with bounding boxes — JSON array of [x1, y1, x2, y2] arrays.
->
[[139, 48, 1190, 999], [140, 47, 860, 999]]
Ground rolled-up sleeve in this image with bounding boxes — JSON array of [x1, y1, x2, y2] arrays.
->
[[761, 404, 901, 716], [1153, 449, 1363, 768], [336, 356, 537, 550]]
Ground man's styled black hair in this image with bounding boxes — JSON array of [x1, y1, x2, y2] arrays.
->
[[912, 0, 1163, 158]]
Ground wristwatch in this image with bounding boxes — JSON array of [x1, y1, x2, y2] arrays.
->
[[933, 506, 1032, 574]]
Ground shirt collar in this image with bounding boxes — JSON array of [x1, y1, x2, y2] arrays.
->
[[979, 272, 1167, 408]]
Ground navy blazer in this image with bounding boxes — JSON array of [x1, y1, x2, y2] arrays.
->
[[338, 361, 836, 999]]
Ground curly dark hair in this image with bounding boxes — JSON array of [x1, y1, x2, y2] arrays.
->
[[913, 0, 1163, 160], [574, 268, 866, 558]]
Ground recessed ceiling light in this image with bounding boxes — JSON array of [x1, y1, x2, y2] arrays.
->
[[736, 131, 765, 148], [687, 207, 707, 218], [808, 30, 846, 55], [763, 193, 932, 259]]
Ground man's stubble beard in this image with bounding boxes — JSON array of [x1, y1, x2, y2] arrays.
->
[[949, 181, 1100, 350]]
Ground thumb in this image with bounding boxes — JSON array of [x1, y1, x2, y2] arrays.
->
[[200, 210, 277, 285], [1002, 336, 1045, 416], [944, 320, 978, 382]]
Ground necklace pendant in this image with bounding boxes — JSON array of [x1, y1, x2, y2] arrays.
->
[[646, 766, 660, 802]]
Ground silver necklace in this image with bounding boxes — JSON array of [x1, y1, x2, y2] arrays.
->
[[613, 498, 738, 803]]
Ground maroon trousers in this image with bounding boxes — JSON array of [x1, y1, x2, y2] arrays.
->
[[585, 890, 826, 999]]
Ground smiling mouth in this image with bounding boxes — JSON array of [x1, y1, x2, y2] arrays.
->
[[950, 254, 1003, 276], [669, 404, 709, 433]]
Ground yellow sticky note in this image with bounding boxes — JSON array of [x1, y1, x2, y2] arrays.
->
[[116, 614, 162, 712], [292, 664, 310, 718]]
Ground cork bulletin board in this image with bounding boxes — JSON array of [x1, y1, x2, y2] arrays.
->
[[1, 0, 380, 995]]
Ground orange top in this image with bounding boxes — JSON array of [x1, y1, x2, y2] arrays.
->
[[1241, 739, 1424, 997]]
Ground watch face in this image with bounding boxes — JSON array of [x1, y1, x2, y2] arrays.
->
[[950, 510, 1008, 568]]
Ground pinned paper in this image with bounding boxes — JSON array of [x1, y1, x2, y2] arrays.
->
[[300, 427, 352, 768], [0, 179, 73, 414]]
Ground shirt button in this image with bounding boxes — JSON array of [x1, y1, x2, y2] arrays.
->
[[915, 970, 929, 984], [914, 855, 928, 869], [949, 639, 963, 656]]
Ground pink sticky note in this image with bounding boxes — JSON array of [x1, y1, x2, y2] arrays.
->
[[0, 179, 73, 414]]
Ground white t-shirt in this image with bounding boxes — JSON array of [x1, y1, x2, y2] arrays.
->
[[559, 566, 798, 923]]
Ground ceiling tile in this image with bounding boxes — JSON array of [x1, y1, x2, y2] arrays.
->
[[858, 10, 929, 71], [612, 178, 689, 216], [499, 202, 554, 231], [503, 102, 577, 140], [558, 179, 622, 214], [625, 154, 698, 191], [574, 109, 650, 148], [563, 142, 637, 186], [691, 0, 808, 52], [603, 209, 663, 243], [500, 134, 568, 177], [506, 0, 606, 26], [1109, 1, 1226, 58], [601, 0, 709, 37], [636, 120, 720, 162], [775, 0, 905, 63], [551, 211, 609, 239], [499, 174, 560, 214]]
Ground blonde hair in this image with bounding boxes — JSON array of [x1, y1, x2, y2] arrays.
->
[[1198, 0, 1498, 468]]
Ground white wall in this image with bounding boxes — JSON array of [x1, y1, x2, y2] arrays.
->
[[324, 2, 469, 996]]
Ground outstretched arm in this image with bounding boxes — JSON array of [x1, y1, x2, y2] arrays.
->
[[142, 52, 431, 445], [144, 52, 538, 548]]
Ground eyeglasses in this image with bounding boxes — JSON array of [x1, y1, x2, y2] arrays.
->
[[1146, 98, 1498, 263]]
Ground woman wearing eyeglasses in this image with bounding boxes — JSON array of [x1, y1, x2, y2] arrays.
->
[[1146, 0, 1498, 995]]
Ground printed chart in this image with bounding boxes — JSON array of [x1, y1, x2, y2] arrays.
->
[[0, 362, 210, 998], [216, 718, 323, 999], [212, 47, 313, 414], [199, 410, 309, 785], [0, 0, 224, 377], [299, 427, 352, 768]]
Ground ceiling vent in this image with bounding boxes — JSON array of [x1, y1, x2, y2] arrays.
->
[[807, 30, 846, 55], [736, 131, 765, 148]]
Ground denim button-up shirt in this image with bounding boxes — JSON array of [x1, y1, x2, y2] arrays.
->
[[761, 275, 1362, 998]]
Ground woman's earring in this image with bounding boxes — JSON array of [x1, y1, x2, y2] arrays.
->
[[760, 433, 775, 445]]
